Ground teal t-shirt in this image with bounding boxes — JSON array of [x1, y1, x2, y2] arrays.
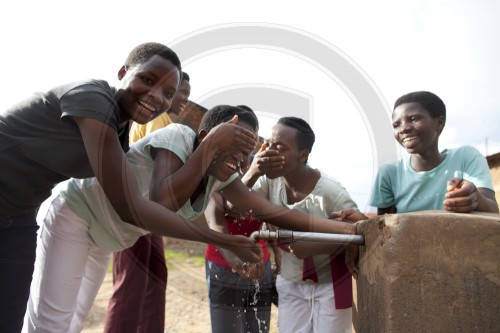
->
[[369, 146, 493, 213]]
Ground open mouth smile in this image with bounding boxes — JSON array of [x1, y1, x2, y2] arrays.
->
[[138, 100, 158, 115], [401, 136, 418, 144]]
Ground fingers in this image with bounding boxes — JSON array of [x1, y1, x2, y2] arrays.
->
[[446, 177, 463, 191], [226, 115, 239, 124], [443, 197, 477, 213]]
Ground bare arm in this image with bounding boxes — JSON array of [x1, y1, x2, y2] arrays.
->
[[444, 178, 499, 213], [205, 193, 264, 279], [222, 179, 357, 235], [150, 117, 257, 210], [74, 117, 261, 262]]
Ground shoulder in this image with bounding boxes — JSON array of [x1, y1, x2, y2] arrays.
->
[[317, 170, 345, 189], [447, 145, 484, 160], [55, 79, 113, 96], [377, 160, 401, 176]]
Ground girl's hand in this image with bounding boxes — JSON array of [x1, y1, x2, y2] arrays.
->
[[248, 143, 285, 178], [444, 178, 478, 213], [206, 115, 257, 156]]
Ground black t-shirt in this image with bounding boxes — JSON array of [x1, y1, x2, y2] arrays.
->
[[0, 79, 126, 216]]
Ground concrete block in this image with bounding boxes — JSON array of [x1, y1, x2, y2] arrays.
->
[[353, 211, 500, 333]]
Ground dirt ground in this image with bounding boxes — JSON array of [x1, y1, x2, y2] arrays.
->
[[81, 238, 279, 333]]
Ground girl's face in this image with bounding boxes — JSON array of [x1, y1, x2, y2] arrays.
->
[[117, 54, 180, 124], [264, 123, 303, 179], [208, 120, 257, 182], [392, 102, 445, 155]]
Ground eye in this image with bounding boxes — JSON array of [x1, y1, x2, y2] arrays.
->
[[140, 76, 154, 86], [392, 122, 400, 129], [163, 92, 174, 101]]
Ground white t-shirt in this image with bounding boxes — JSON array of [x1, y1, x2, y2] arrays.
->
[[60, 123, 238, 251], [252, 170, 358, 283]]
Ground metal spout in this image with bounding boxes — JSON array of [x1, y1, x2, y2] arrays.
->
[[250, 229, 364, 245]]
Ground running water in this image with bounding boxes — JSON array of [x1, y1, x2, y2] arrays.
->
[[250, 279, 267, 333]]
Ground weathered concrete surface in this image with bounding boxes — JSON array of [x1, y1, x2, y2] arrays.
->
[[353, 211, 500, 333]]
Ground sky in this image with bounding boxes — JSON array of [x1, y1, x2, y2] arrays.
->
[[1, 0, 499, 212]]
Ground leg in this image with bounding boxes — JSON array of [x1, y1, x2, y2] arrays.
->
[[0, 212, 38, 333], [69, 246, 111, 332], [23, 195, 95, 333], [206, 260, 247, 333], [104, 234, 153, 333], [312, 283, 352, 333], [138, 234, 167, 333], [276, 275, 314, 333]]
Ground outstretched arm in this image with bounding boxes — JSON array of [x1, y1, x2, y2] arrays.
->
[[222, 179, 357, 235], [205, 193, 264, 280], [444, 177, 499, 213], [74, 117, 261, 262]]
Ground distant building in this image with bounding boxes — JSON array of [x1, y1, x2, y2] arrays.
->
[[486, 152, 500, 207]]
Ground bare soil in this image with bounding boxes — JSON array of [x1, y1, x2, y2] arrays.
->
[[81, 238, 279, 333]]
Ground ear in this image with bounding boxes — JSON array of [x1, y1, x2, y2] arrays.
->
[[436, 116, 446, 135], [117, 65, 127, 80], [198, 129, 208, 143], [300, 149, 310, 164]]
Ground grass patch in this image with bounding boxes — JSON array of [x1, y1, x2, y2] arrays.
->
[[107, 248, 205, 273], [165, 249, 205, 269]]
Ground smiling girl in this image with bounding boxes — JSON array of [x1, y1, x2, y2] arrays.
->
[[370, 91, 498, 215]]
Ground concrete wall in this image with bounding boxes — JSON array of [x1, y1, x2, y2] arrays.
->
[[487, 154, 500, 207], [353, 211, 500, 333]]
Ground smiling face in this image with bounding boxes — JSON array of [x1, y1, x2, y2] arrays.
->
[[208, 120, 258, 182], [116, 54, 180, 124], [169, 79, 191, 116], [392, 102, 445, 155]]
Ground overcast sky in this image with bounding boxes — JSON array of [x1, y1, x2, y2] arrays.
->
[[1, 0, 498, 212]]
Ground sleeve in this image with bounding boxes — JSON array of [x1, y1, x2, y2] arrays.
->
[[369, 163, 397, 209], [60, 81, 119, 129], [145, 124, 195, 163], [459, 146, 494, 190], [321, 177, 359, 213]]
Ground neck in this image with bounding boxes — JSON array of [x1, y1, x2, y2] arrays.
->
[[410, 149, 445, 171], [284, 165, 319, 192]]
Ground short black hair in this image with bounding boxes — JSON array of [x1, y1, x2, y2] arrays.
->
[[124, 42, 181, 74], [394, 91, 446, 119], [181, 72, 190, 82], [277, 117, 315, 152], [236, 105, 253, 112], [199, 105, 259, 133]]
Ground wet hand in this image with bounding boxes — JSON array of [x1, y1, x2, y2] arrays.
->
[[226, 235, 263, 263], [443, 178, 478, 213], [209, 116, 257, 156], [232, 260, 265, 280], [249, 143, 285, 177]]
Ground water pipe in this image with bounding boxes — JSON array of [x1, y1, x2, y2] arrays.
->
[[250, 229, 364, 245]]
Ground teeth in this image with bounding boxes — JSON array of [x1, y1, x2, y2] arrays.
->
[[402, 136, 417, 143], [138, 100, 156, 113], [225, 162, 237, 171]]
